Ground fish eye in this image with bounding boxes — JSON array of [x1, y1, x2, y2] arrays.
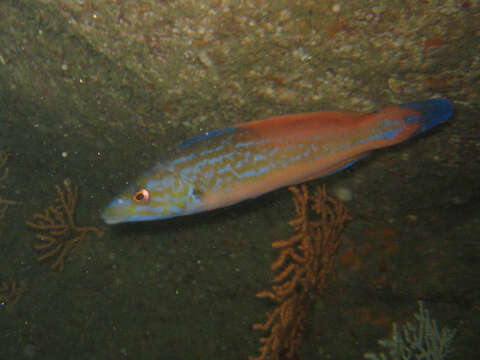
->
[[133, 188, 150, 203]]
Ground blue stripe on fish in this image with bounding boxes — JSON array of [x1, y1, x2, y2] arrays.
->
[[178, 127, 237, 149]]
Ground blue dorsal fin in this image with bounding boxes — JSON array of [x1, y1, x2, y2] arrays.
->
[[178, 127, 237, 149]]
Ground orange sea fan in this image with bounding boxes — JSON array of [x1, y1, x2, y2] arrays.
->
[[250, 184, 350, 360]]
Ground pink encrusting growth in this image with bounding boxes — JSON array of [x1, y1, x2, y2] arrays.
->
[[102, 98, 452, 224]]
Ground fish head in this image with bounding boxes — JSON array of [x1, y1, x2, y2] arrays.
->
[[102, 168, 201, 224]]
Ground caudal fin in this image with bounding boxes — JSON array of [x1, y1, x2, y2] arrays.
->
[[401, 98, 453, 136]]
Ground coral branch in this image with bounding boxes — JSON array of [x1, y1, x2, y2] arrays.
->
[[250, 184, 350, 360], [0, 280, 27, 306], [26, 182, 103, 271]]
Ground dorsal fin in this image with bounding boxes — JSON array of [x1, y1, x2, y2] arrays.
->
[[178, 127, 237, 149]]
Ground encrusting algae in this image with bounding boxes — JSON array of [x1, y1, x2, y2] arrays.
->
[[251, 184, 350, 360], [26, 182, 103, 271]]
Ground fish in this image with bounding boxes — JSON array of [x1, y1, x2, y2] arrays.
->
[[102, 98, 453, 224]]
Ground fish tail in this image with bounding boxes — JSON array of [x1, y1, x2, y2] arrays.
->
[[400, 98, 453, 136]]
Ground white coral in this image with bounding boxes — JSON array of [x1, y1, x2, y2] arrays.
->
[[364, 301, 456, 360]]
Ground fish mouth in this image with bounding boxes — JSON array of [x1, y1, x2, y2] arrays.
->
[[101, 203, 169, 224], [101, 206, 124, 225], [101, 197, 132, 224]]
